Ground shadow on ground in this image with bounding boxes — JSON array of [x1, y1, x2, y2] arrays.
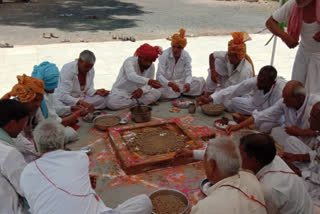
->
[[0, 0, 149, 31]]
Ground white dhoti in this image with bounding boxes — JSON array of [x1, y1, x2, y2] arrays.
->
[[231, 95, 257, 115], [292, 47, 320, 94], [82, 94, 110, 110], [271, 127, 312, 154], [107, 89, 161, 110], [112, 194, 152, 214], [160, 77, 205, 99]]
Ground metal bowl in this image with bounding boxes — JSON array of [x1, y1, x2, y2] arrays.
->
[[130, 105, 152, 123], [93, 115, 122, 131], [149, 188, 190, 214], [200, 178, 214, 196], [201, 104, 225, 116]]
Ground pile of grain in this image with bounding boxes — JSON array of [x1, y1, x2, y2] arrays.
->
[[95, 117, 120, 127], [151, 194, 187, 214], [126, 127, 186, 156]]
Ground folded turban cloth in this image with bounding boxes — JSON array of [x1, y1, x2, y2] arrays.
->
[[134, 43, 163, 62], [32, 61, 60, 91], [171, 28, 187, 48], [2, 74, 45, 103], [228, 32, 255, 76]]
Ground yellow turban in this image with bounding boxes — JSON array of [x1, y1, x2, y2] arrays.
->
[[171, 28, 187, 48], [228, 32, 255, 75], [2, 74, 45, 103]]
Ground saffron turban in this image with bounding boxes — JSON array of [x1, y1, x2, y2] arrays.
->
[[134, 43, 162, 62], [32, 61, 60, 91], [171, 28, 187, 48], [2, 74, 45, 103], [228, 32, 255, 75]]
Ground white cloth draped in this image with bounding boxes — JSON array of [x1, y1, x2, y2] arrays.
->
[[21, 150, 152, 214]]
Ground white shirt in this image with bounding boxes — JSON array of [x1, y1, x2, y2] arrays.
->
[[0, 129, 26, 214], [272, 0, 320, 53], [111, 56, 155, 94], [213, 51, 253, 88], [55, 61, 96, 106], [257, 156, 315, 214], [49, 93, 72, 117], [253, 94, 320, 131], [156, 47, 192, 86], [191, 171, 267, 214], [20, 150, 114, 214], [211, 76, 286, 111]]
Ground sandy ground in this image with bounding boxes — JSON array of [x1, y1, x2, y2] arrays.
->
[[0, 0, 279, 45]]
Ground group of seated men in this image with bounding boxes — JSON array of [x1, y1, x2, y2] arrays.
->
[[1, 28, 320, 214]]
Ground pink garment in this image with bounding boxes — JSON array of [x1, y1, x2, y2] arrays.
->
[[287, 0, 320, 41]]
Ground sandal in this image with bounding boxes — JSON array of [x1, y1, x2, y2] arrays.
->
[[0, 43, 14, 48], [50, 33, 59, 38], [42, 33, 51, 39]]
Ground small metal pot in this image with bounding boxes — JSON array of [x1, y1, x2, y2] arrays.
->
[[130, 105, 152, 123], [188, 103, 196, 113]]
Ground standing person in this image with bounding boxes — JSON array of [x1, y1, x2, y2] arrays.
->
[[54, 50, 110, 111], [107, 43, 162, 110], [156, 28, 205, 99], [20, 119, 152, 214], [266, 0, 320, 94], [0, 99, 29, 214], [204, 32, 254, 95]]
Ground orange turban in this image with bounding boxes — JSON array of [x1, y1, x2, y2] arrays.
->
[[134, 43, 163, 62], [228, 32, 255, 75], [171, 28, 187, 48], [2, 74, 45, 103]]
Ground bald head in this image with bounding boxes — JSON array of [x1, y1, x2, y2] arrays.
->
[[282, 80, 306, 109]]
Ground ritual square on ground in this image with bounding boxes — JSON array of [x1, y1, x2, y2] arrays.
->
[[109, 119, 204, 174]]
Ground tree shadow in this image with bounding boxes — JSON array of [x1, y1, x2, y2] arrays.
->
[[0, 0, 149, 31]]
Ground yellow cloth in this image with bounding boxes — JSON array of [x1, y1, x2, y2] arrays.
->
[[228, 32, 255, 76], [171, 28, 187, 48], [2, 74, 45, 103]]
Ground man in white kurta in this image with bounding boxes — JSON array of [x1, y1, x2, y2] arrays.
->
[[205, 32, 254, 94], [20, 119, 152, 214], [156, 29, 205, 99], [190, 137, 267, 214], [227, 80, 320, 133], [266, 0, 320, 94], [191, 171, 267, 214], [0, 99, 30, 214], [55, 50, 110, 110], [107, 44, 162, 110], [276, 102, 320, 208], [239, 133, 315, 214]]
